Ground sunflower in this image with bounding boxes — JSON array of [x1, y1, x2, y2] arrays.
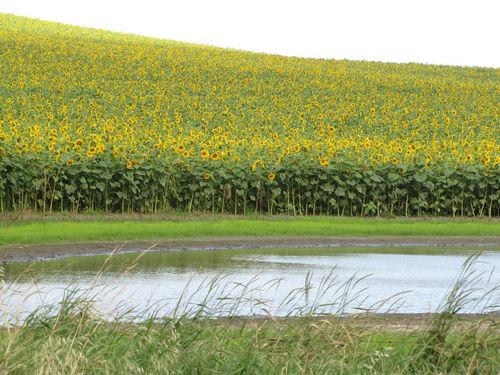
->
[[66, 159, 74, 167], [126, 160, 134, 169], [200, 149, 209, 158], [267, 172, 276, 182], [203, 172, 211, 180], [319, 157, 329, 167], [210, 152, 219, 161]]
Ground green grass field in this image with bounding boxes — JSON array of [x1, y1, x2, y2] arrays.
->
[[0, 216, 499, 246]]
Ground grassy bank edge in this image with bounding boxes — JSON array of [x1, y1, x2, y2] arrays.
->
[[0, 216, 499, 246]]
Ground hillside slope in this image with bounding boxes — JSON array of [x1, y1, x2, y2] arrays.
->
[[0, 14, 498, 215]]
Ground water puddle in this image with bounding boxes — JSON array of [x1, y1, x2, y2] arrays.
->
[[1, 247, 499, 322]]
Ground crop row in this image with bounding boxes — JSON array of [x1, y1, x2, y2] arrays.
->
[[0, 157, 498, 217]]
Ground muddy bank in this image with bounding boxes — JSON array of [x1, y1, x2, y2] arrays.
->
[[217, 313, 500, 332], [1, 236, 499, 263], [1, 313, 497, 332]]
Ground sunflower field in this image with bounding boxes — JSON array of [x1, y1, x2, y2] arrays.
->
[[0, 14, 498, 216]]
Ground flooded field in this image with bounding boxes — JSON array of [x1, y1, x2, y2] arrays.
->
[[1, 247, 499, 321]]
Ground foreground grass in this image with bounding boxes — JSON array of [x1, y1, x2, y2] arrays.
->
[[0, 311, 498, 374], [0, 216, 499, 245]]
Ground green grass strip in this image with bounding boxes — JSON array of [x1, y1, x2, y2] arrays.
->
[[0, 217, 499, 245]]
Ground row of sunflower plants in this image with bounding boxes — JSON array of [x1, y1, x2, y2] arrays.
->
[[0, 155, 498, 217]]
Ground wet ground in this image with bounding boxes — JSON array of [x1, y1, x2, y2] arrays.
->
[[1, 235, 499, 262]]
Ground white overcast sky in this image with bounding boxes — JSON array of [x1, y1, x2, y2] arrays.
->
[[1, 0, 499, 67]]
